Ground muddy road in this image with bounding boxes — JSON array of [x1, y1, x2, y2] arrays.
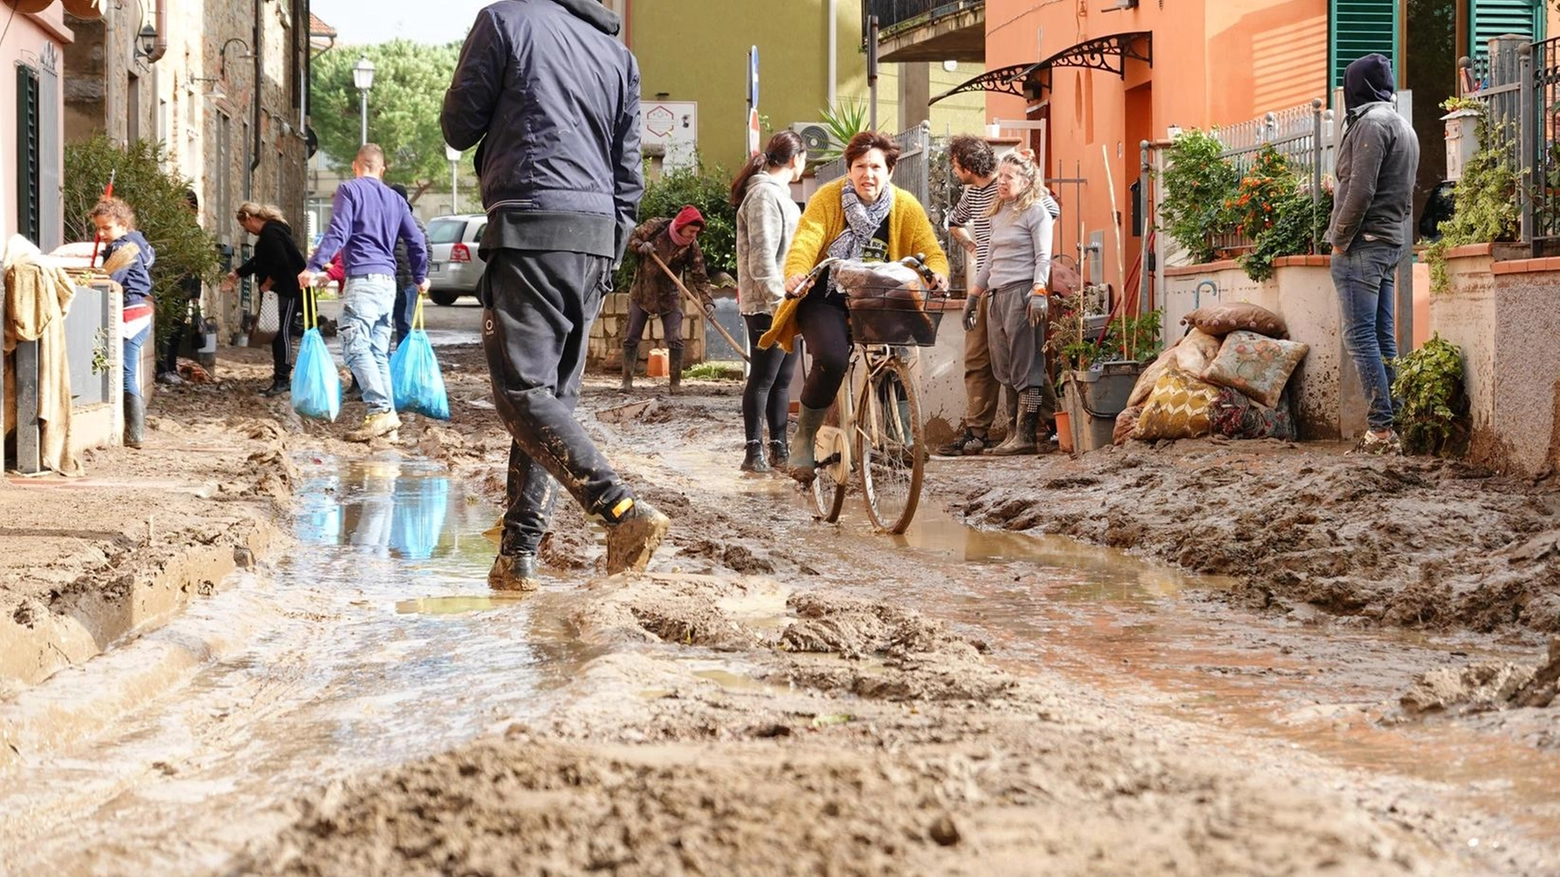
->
[[3, 333, 1560, 876]]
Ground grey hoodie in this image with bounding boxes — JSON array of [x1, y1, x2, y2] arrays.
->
[[735, 172, 800, 315], [1326, 54, 1420, 252]]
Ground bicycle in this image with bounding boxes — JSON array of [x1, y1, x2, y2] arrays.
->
[[791, 254, 949, 534]]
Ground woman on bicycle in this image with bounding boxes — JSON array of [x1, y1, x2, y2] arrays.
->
[[732, 130, 807, 473], [760, 130, 949, 484], [972, 150, 1059, 455]]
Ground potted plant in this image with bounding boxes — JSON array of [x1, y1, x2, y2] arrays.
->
[[1049, 295, 1162, 452]]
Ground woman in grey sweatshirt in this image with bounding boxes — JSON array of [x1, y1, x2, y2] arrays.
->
[[732, 131, 807, 473], [973, 151, 1060, 456]]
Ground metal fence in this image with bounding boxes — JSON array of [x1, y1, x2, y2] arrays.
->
[[861, 0, 981, 37], [1209, 99, 1334, 252], [1461, 34, 1560, 250]]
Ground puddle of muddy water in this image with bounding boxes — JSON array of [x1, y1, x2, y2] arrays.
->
[[0, 454, 594, 874]]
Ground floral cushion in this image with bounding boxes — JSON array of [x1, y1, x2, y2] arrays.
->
[[1133, 367, 1221, 440], [1208, 386, 1298, 441], [1202, 330, 1309, 408]]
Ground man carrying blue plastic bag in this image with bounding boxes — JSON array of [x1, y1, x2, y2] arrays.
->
[[299, 143, 429, 443]]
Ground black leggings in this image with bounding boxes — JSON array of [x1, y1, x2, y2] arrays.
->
[[271, 293, 302, 381], [742, 313, 797, 444], [796, 292, 850, 410]]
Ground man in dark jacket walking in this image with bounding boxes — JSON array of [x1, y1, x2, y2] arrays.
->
[[389, 183, 429, 347], [442, 0, 669, 592], [1327, 53, 1419, 455]]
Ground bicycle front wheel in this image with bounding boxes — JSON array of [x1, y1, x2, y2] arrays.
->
[[855, 356, 924, 533], [811, 425, 847, 523]]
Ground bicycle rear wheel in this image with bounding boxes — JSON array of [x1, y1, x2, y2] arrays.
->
[[855, 356, 924, 533], [810, 426, 847, 523]]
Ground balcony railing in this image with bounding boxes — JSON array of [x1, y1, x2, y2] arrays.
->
[[863, 0, 981, 38]]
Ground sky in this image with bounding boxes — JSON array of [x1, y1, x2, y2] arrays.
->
[[311, 0, 489, 46]]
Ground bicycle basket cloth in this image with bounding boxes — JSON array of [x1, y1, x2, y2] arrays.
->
[[291, 326, 341, 421]]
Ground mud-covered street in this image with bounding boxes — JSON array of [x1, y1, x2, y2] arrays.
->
[[4, 304, 1560, 876]]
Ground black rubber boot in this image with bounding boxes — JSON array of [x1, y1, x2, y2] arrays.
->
[[741, 440, 770, 473], [124, 394, 145, 449], [261, 377, 290, 397], [620, 344, 637, 392], [668, 349, 683, 395], [488, 553, 540, 592], [767, 438, 789, 471]]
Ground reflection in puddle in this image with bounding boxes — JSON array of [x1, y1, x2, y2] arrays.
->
[[395, 595, 531, 615], [296, 458, 455, 560]]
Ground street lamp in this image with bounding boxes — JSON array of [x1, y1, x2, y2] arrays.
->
[[352, 55, 376, 145], [445, 144, 461, 214]]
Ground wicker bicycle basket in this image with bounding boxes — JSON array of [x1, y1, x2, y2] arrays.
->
[[845, 285, 945, 347]]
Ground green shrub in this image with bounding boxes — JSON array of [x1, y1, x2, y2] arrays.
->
[[63, 136, 221, 349], [1424, 103, 1519, 294], [1158, 129, 1239, 264], [616, 159, 737, 293], [1392, 334, 1470, 456], [1239, 188, 1333, 281]]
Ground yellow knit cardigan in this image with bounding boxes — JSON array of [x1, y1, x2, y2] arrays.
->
[[758, 178, 949, 353]]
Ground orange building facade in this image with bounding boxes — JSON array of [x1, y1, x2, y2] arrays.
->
[[967, 0, 1328, 305]]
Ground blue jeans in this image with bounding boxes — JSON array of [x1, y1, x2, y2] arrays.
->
[[1331, 242, 1402, 431], [340, 274, 397, 415], [123, 321, 150, 399]]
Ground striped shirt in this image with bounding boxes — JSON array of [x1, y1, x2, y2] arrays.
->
[[948, 180, 997, 274]]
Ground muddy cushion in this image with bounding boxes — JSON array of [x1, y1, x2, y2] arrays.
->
[[1127, 345, 1177, 408], [1114, 405, 1144, 445], [1202, 330, 1309, 409], [1208, 386, 1297, 440], [1132, 367, 1221, 440], [1181, 302, 1288, 339], [1174, 327, 1225, 375]]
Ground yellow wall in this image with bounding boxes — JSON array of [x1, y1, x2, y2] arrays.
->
[[627, 0, 985, 171]]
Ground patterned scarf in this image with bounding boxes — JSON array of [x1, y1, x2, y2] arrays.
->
[[826, 182, 895, 294]]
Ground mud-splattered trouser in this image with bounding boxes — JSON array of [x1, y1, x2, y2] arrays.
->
[[622, 299, 684, 353], [986, 280, 1057, 421], [480, 248, 636, 557]]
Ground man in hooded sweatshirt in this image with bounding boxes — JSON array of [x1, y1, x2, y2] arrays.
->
[[442, 0, 670, 593], [1327, 53, 1419, 455]]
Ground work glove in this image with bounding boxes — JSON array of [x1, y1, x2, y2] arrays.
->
[[702, 300, 717, 319], [961, 293, 980, 332], [1027, 293, 1049, 328], [637, 242, 655, 257]]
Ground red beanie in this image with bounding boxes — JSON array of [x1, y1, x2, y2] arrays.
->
[[669, 205, 705, 244]]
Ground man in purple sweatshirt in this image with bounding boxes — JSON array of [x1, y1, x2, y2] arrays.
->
[[299, 143, 429, 442]]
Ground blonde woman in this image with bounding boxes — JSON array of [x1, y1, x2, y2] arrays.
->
[[224, 202, 306, 396], [971, 151, 1059, 455]]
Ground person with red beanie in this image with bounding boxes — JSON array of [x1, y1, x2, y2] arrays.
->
[[622, 204, 716, 393]]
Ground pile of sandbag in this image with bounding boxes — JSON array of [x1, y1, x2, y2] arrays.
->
[[1114, 302, 1307, 444]]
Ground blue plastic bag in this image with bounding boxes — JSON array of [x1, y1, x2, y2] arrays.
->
[[389, 298, 450, 420], [291, 293, 341, 421]]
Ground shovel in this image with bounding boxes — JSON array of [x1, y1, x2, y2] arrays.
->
[[647, 250, 750, 363]]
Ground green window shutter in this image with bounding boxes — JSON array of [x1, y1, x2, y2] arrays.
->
[[1469, 0, 1544, 60], [16, 65, 41, 246], [1329, 0, 1400, 90]]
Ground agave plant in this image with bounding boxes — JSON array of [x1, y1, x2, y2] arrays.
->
[[813, 99, 870, 164]]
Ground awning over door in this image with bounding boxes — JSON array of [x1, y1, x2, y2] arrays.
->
[[929, 31, 1152, 105]]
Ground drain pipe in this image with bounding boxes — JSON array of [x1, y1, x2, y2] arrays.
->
[[246, 0, 263, 199], [827, 0, 836, 109], [146, 0, 168, 63]]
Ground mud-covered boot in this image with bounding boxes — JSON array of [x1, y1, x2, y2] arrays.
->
[[668, 349, 683, 395], [123, 394, 145, 450], [788, 404, 827, 485], [767, 437, 789, 471], [741, 440, 770, 473], [604, 497, 671, 574], [619, 344, 637, 392], [991, 388, 1043, 456], [487, 552, 540, 592]]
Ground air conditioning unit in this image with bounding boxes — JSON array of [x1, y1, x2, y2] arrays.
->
[[790, 122, 836, 156]]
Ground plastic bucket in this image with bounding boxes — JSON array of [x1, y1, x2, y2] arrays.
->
[[1055, 411, 1074, 453]]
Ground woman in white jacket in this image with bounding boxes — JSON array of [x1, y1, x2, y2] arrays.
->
[[731, 131, 807, 473]]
